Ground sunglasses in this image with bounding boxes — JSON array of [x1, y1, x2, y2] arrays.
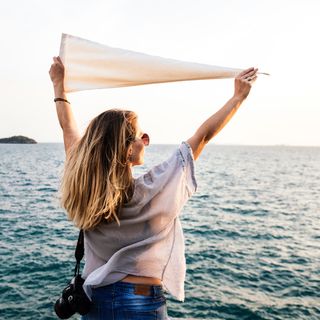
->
[[140, 133, 150, 146]]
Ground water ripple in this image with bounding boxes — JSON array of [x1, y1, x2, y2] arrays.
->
[[0, 144, 319, 319]]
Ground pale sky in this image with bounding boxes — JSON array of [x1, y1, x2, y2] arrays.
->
[[0, 0, 319, 145]]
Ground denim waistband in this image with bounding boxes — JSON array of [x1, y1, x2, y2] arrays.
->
[[93, 281, 164, 297]]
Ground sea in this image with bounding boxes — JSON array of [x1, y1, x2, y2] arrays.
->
[[0, 143, 319, 320]]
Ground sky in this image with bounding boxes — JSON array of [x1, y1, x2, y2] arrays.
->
[[0, 0, 319, 146]]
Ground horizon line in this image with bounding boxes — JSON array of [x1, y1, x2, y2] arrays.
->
[[31, 142, 320, 147]]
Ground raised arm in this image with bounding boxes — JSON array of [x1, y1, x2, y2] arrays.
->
[[49, 56, 80, 155], [187, 67, 258, 160]]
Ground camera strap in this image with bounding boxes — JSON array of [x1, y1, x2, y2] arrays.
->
[[74, 229, 84, 277]]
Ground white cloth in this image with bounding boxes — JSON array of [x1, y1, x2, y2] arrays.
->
[[59, 33, 243, 92], [82, 142, 197, 302]]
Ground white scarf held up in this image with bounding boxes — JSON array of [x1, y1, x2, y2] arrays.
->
[[59, 33, 244, 93]]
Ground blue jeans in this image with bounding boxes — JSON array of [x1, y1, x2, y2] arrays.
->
[[81, 281, 168, 320]]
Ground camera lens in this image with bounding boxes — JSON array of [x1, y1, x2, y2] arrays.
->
[[54, 297, 75, 319], [77, 294, 92, 315]]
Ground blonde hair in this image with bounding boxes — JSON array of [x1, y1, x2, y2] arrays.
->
[[60, 109, 137, 230]]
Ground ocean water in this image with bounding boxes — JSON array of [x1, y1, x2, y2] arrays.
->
[[0, 143, 319, 320]]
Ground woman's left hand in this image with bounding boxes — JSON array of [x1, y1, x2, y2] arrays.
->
[[49, 56, 65, 88]]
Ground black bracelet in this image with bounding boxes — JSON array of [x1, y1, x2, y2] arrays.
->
[[54, 98, 70, 104]]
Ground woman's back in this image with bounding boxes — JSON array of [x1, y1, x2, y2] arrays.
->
[[82, 142, 197, 302]]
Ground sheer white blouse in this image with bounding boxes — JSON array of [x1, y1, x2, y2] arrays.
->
[[82, 141, 197, 301]]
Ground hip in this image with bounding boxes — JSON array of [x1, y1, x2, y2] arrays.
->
[[81, 281, 168, 320]]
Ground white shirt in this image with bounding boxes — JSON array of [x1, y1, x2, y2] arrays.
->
[[82, 141, 197, 301]]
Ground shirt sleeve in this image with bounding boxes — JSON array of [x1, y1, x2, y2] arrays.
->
[[132, 142, 197, 207], [178, 141, 197, 196]]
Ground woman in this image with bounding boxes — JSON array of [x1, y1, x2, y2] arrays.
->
[[49, 56, 258, 319]]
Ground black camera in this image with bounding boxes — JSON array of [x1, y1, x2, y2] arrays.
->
[[54, 274, 92, 319]]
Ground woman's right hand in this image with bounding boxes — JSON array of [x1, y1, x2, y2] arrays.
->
[[49, 56, 65, 88], [233, 67, 258, 101]]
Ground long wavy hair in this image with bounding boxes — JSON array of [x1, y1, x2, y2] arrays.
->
[[60, 109, 137, 230]]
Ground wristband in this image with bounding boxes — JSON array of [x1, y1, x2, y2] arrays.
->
[[54, 98, 70, 104]]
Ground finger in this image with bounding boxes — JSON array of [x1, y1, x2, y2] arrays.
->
[[250, 75, 258, 83], [238, 67, 254, 77], [247, 75, 258, 83], [244, 67, 258, 76], [53, 56, 63, 67], [53, 57, 60, 66], [239, 67, 254, 76], [242, 68, 258, 79], [252, 68, 258, 76], [57, 56, 63, 64]]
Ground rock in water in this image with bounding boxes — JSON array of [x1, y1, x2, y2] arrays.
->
[[0, 135, 37, 144]]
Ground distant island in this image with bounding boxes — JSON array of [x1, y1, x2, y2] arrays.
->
[[0, 135, 37, 144]]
